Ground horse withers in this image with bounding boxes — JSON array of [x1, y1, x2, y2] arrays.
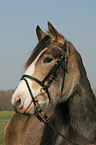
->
[[5, 22, 96, 145]]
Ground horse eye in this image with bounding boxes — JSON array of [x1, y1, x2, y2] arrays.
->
[[43, 57, 53, 63]]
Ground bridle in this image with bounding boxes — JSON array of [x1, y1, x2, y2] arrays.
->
[[20, 40, 78, 143], [20, 39, 96, 145], [20, 40, 68, 118]]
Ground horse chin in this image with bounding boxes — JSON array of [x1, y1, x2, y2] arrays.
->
[[13, 102, 35, 115]]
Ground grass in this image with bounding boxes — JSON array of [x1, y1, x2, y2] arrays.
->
[[0, 111, 14, 145]]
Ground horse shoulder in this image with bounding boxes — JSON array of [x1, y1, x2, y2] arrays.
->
[[4, 108, 54, 145], [4, 113, 31, 145]]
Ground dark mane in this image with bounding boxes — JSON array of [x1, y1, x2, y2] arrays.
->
[[25, 35, 51, 68]]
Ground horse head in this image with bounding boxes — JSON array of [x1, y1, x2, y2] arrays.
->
[[11, 22, 82, 115]]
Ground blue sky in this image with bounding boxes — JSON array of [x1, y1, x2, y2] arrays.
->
[[0, 0, 96, 90]]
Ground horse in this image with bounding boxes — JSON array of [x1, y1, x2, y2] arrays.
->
[[4, 22, 96, 145]]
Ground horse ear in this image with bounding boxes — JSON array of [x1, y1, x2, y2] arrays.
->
[[36, 25, 46, 41], [48, 21, 64, 45]]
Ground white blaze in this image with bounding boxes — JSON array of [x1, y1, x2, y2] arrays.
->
[[11, 48, 47, 111]]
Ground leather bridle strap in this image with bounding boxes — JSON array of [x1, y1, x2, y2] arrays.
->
[[21, 76, 37, 105], [21, 74, 51, 101]]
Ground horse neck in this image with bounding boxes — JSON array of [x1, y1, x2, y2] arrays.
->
[[69, 71, 96, 140], [52, 72, 96, 143]]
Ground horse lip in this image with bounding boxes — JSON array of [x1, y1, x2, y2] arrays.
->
[[13, 102, 35, 115]]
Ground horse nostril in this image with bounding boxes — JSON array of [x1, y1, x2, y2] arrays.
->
[[14, 96, 23, 109]]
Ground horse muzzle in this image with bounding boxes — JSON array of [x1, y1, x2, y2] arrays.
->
[[12, 88, 48, 115], [12, 96, 35, 114]]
